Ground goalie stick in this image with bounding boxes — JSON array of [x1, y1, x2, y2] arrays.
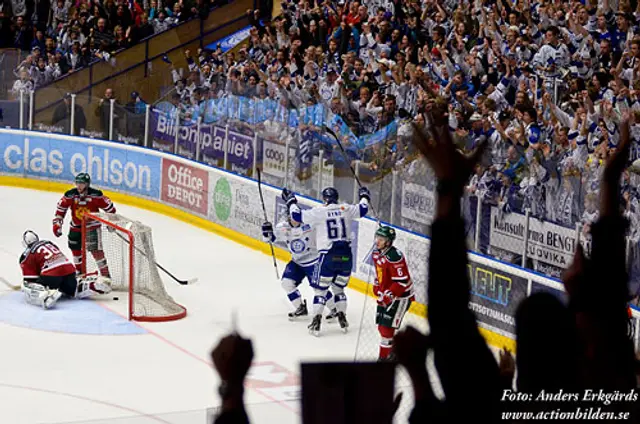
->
[[113, 231, 197, 285], [0, 276, 20, 291], [257, 168, 280, 280]]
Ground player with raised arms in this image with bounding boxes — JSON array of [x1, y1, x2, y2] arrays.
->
[[372, 226, 415, 360], [283, 186, 370, 336], [53, 173, 116, 278], [261, 214, 337, 320], [19, 230, 112, 309]]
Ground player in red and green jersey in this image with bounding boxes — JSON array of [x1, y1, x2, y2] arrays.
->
[[52, 173, 116, 277], [372, 226, 415, 360]]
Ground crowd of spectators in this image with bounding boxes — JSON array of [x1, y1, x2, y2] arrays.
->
[[154, 0, 640, 286], [3, 0, 213, 94]]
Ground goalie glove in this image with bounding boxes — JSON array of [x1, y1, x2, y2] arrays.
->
[[52, 219, 63, 237], [281, 188, 297, 207], [377, 289, 395, 307], [262, 222, 275, 243]]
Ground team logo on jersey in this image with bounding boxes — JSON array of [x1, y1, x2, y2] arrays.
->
[[75, 206, 90, 221], [290, 239, 306, 254]]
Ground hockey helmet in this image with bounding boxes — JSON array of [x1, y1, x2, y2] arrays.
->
[[22, 230, 39, 249], [75, 173, 91, 186], [322, 187, 339, 205], [375, 226, 396, 243]]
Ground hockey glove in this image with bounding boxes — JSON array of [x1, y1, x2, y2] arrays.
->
[[358, 186, 371, 202], [378, 289, 395, 307], [262, 222, 275, 243], [281, 188, 297, 207], [52, 220, 63, 237]]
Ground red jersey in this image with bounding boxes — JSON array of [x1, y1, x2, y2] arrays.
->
[[372, 246, 414, 304], [54, 187, 116, 232], [20, 240, 76, 281]]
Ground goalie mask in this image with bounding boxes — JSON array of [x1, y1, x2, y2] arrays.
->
[[22, 230, 39, 249]]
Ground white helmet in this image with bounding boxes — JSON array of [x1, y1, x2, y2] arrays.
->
[[22, 230, 39, 249]]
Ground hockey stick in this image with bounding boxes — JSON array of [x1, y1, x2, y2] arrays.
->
[[0, 277, 20, 291], [257, 168, 280, 280], [113, 232, 197, 285], [323, 125, 379, 222]]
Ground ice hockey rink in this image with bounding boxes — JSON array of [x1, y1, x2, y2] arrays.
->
[[0, 185, 432, 424]]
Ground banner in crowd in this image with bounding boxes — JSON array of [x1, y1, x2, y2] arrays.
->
[[489, 207, 578, 269], [150, 109, 255, 169], [262, 140, 287, 179], [401, 182, 435, 226], [0, 131, 161, 198], [152, 95, 400, 159], [467, 258, 528, 335]]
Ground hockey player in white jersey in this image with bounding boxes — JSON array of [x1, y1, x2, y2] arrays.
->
[[283, 186, 370, 336], [261, 215, 337, 320]]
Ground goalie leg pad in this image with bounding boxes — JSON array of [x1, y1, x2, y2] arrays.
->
[[76, 274, 112, 299], [22, 283, 62, 309]]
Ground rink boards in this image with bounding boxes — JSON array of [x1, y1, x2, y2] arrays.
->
[[0, 128, 638, 352]]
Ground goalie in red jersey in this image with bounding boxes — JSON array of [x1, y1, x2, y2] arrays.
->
[[53, 173, 116, 277], [20, 230, 112, 309], [372, 226, 415, 361]]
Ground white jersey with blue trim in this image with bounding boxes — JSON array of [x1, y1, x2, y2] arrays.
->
[[273, 221, 318, 267], [290, 199, 369, 252]]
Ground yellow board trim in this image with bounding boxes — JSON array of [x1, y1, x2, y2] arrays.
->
[[0, 175, 516, 351]]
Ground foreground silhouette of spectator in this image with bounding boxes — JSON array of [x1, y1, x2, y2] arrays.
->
[[396, 104, 638, 423]]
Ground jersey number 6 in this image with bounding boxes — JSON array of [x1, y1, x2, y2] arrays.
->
[[327, 218, 347, 240]]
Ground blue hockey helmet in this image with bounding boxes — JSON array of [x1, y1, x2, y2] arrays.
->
[[322, 187, 339, 204]]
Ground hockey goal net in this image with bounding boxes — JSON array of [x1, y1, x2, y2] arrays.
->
[[81, 212, 187, 322]]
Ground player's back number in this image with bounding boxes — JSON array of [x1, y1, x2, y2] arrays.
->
[[326, 218, 347, 240], [37, 243, 61, 259]]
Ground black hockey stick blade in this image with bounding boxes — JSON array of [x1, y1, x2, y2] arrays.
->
[[114, 232, 195, 285]]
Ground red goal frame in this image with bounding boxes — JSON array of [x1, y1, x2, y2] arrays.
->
[[82, 212, 187, 322]]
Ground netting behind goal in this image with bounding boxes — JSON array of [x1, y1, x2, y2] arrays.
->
[[82, 212, 187, 322]]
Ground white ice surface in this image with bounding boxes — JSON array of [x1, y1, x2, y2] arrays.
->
[[0, 186, 439, 424]]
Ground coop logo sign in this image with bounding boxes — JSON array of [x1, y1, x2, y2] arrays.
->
[[213, 177, 232, 221], [262, 140, 287, 178], [161, 158, 208, 216], [265, 148, 285, 163]]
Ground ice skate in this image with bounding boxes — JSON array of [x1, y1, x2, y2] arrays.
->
[[288, 300, 308, 320], [336, 311, 349, 333], [308, 314, 321, 336], [325, 308, 338, 322]]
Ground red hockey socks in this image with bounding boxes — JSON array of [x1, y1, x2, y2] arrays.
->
[[71, 250, 82, 274], [378, 325, 395, 359], [90, 251, 111, 278]]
